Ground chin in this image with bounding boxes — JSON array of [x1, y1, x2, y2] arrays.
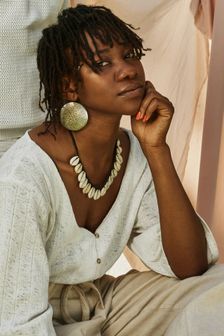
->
[[122, 101, 142, 117]]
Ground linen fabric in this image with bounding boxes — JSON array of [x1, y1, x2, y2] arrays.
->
[[195, 0, 224, 262], [0, 138, 19, 159], [0, 0, 69, 133], [49, 265, 224, 336], [0, 129, 218, 335], [0, 127, 30, 158], [190, 0, 215, 38]]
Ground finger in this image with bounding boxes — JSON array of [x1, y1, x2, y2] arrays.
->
[[142, 98, 159, 122], [145, 80, 156, 91], [142, 96, 174, 122], [138, 91, 160, 118], [136, 81, 156, 119]]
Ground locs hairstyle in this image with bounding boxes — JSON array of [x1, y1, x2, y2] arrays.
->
[[37, 4, 149, 127]]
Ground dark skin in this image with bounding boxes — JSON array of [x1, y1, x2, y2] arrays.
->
[[30, 38, 208, 279]]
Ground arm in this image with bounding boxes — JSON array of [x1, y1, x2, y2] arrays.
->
[[0, 182, 56, 335], [131, 82, 209, 279]]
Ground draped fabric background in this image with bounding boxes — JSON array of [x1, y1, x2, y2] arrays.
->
[[196, 0, 224, 263], [190, 0, 215, 38], [70, 0, 223, 272], [73, 0, 209, 182]]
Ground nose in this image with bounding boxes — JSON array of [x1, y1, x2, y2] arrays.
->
[[115, 60, 137, 81]]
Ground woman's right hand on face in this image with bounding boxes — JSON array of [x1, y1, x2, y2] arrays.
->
[[131, 81, 174, 151]]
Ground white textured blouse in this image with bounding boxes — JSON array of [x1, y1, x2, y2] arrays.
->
[[0, 1, 68, 132], [0, 130, 218, 335]]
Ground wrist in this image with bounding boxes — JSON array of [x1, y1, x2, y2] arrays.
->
[[142, 143, 170, 158], [142, 143, 174, 173]]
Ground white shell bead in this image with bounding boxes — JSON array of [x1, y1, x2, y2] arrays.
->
[[83, 183, 91, 194], [74, 163, 82, 173], [108, 176, 114, 184], [104, 181, 111, 190], [100, 187, 107, 196], [79, 178, 88, 189], [114, 161, 121, 171], [70, 156, 79, 166], [78, 171, 86, 182], [88, 187, 96, 199], [117, 146, 122, 154], [111, 169, 118, 178], [93, 190, 101, 200], [116, 153, 123, 164], [70, 137, 123, 200]]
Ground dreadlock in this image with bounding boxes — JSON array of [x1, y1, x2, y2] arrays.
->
[[37, 4, 149, 130]]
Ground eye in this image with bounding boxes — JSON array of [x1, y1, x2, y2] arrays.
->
[[96, 60, 110, 67]]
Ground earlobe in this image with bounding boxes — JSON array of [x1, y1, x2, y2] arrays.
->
[[61, 76, 78, 101]]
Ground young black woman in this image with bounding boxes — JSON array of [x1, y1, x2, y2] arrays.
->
[[0, 4, 223, 336]]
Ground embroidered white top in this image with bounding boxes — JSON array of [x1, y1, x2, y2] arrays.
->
[[0, 130, 218, 335]]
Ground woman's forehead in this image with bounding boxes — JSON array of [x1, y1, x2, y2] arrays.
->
[[85, 33, 107, 52], [85, 33, 130, 55]]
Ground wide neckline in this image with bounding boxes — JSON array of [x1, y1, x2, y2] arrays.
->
[[25, 129, 134, 235]]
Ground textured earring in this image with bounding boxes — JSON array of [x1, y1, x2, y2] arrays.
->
[[60, 102, 88, 131]]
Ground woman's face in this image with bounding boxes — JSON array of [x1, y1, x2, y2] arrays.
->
[[76, 36, 146, 118]]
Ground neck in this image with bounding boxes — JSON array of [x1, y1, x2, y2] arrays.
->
[[69, 113, 122, 186], [73, 113, 122, 164]]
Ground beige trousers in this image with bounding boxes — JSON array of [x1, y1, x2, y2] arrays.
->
[[49, 265, 224, 336]]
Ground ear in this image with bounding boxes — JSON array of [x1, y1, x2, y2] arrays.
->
[[61, 75, 79, 101]]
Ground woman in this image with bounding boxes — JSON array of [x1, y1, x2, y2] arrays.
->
[[0, 4, 223, 336]]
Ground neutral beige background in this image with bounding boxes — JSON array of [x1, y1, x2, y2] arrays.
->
[[70, 0, 223, 270]]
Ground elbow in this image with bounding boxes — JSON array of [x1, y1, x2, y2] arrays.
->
[[174, 263, 209, 280]]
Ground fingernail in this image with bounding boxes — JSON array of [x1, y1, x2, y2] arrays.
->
[[136, 111, 142, 120], [139, 112, 144, 120], [143, 115, 148, 122]]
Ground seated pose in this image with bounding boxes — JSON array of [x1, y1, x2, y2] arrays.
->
[[0, 4, 223, 336]]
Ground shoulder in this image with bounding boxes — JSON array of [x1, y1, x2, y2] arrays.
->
[[0, 132, 54, 202], [0, 133, 56, 238]]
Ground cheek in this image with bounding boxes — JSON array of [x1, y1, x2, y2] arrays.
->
[[139, 63, 146, 80], [78, 82, 111, 107], [78, 75, 114, 107]]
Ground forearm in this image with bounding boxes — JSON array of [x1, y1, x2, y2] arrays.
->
[[144, 144, 208, 279]]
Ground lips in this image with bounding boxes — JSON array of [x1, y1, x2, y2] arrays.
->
[[118, 84, 144, 97]]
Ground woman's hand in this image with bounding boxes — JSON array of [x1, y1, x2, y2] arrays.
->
[[131, 81, 208, 278], [131, 81, 174, 151]]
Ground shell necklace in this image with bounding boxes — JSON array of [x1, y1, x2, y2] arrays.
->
[[69, 131, 123, 200]]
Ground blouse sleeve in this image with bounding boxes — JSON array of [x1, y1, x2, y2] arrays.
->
[[128, 180, 219, 277], [0, 181, 56, 336]]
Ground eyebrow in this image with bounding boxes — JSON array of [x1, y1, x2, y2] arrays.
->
[[93, 47, 111, 55], [93, 44, 132, 56]]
